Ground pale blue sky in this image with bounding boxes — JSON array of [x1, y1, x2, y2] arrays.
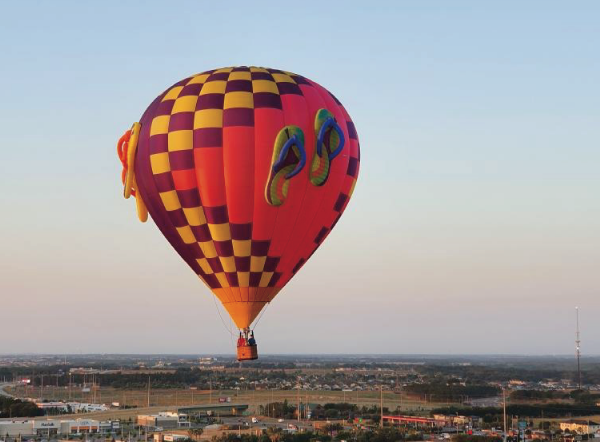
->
[[0, 1, 598, 355]]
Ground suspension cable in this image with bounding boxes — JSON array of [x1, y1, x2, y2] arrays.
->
[[211, 295, 235, 337], [252, 302, 271, 331]]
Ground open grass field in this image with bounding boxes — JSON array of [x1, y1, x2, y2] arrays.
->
[[9, 385, 450, 416]]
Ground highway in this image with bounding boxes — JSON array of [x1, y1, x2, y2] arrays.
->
[[220, 416, 316, 432], [0, 383, 15, 398]]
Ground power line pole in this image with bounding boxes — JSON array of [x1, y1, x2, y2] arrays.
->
[[297, 382, 300, 423], [380, 385, 384, 428], [576, 307, 582, 390], [147, 375, 151, 408]]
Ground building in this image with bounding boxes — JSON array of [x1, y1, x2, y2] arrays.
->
[[382, 415, 446, 428], [0, 420, 38, 437], [66, 402, 109, 413], [431, 414, 478, 428], [0, 419, 120, 437], [560, 420, 600, 435], [100, 420, 121, 433], [34, 402, 69, 412], [138, 412, 190, 429], [154, 434, 190, 442]]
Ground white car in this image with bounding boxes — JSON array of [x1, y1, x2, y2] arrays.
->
[[251, 417, 259, 423], [278, 419, 284, 423]]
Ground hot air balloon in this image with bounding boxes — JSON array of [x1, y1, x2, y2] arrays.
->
[[117, 66, 360, 360]]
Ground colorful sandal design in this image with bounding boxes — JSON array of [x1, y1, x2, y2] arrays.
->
[[265, 125, 306, 206], [117, 122, 148, 222], [309, 109, 345, 187]]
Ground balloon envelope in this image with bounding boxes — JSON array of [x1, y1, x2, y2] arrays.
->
[[126, 66, 360, 329]]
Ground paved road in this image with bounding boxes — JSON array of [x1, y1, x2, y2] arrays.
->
[[468, 396, 503, 407], [221, 416, 316, 432], [0, 383, 16, 398]]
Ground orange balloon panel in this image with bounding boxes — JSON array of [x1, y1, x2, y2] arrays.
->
[[129, 66, 360, 329]]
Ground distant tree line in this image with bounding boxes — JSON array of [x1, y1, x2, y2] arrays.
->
[[419, 363, 600, 385], [209, 426, 427, 442], [509, 390, 570, 401], [258, 401, 391, 421], [259, 400, 296, 419], [99, 367, 299, 389], [404, 383, 500, 400], [0, 397, 44, 418], [207, 427, 492, 442], [570, 390, 600, 405], [431, 402, 600, 419], [510, 389, 600, 404]]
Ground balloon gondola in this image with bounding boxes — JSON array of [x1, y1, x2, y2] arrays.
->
[[118, 66, 360, 360]]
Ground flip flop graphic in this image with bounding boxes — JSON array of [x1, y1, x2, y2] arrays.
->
[[265, 125, 306, 206], [310, 109, 345, 187]]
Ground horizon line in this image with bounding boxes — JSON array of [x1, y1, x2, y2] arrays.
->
[[1, 353, 597, 358]]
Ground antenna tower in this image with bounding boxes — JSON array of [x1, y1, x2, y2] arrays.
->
[[576, 307, 582, 390]]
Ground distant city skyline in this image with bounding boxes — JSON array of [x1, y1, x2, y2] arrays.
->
[[1, 1, 598, 354]]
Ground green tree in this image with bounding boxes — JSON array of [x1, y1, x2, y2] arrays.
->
[[188, 428, 204, 441]]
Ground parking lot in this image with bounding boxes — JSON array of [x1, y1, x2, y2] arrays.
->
[[220, 416, 316, 432]]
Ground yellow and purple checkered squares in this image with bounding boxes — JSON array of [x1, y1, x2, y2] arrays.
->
[[150, 115, 170, 136], [200, 80, 227, 95], [158, 190, 180, 211], [150, 152, 170, 174], [162, 86, 183, 101], [172, 95, 198, 114], [228, 70, 252, 81], [270, 70, 303, 96], [182, 206, 206, 226], [186, 73, 211, 85], [250, 67, 282, 110], [199, 240, 217, 259], [223, 91, 253, 109], [251, 79, 279, 94], [202, 205, 239, 284], [194, 109, 223, 129], [196, 257, 213, 274], [222, 68, 254, 127], [167, 130, 193, 152]]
